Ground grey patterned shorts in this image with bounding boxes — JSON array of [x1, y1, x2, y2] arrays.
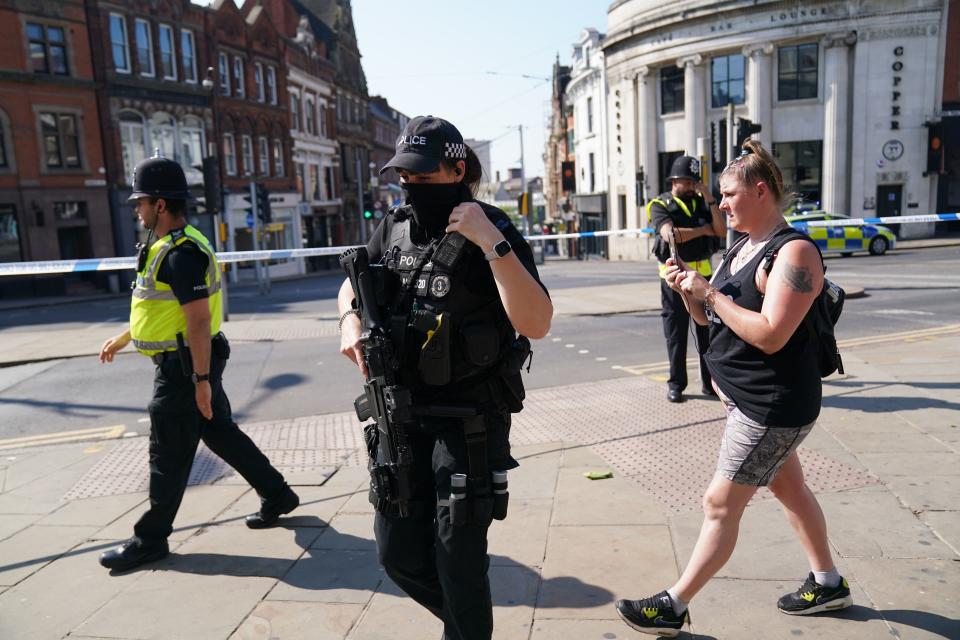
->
[[717, 405, 815, 486]]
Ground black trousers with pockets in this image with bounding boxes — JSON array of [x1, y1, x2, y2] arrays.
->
[[373, 414, 516, 640], [133, 343, 287, 543], [660, 278, 712, 393]]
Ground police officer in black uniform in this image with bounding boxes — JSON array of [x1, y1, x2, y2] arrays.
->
[[648, 155, 726, 403], [97, 154, 299, 572], [337, 117, 553, 640]]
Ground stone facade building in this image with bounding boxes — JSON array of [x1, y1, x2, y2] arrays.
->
[[603, 0, 950, 260]]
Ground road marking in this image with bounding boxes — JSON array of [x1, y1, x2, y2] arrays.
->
[[578, 349, 589, 354], [872, 309, 934, 316], [614, 324, 960, 376], [0, 425, 126, 451]]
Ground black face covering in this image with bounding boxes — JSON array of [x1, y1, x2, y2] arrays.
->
[[403, 181, 467, 235]]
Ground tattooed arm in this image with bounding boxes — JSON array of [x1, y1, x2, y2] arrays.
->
[[682, 239, 822, 354]]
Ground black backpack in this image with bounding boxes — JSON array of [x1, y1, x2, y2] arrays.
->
[[761, 229, 845, 377]]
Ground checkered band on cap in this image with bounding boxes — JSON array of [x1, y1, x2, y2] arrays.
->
[[444, 142, 467, 159]]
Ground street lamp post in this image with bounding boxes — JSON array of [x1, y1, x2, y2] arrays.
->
[[202, 67, 231, 319]]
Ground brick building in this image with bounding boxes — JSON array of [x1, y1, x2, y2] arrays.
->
[[0, 0, 112, 298], [267, 0, 341, 270], [84, 0, 214, 262], [213, 0, 299, 281], [291, 0, 372, 245], [368, 95, 408, 213]]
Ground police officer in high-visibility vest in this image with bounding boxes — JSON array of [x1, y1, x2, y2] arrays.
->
[[648, 155, 726, 403], [97, 154, 298, 572]]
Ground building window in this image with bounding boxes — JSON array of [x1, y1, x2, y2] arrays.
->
[[134, 19, 154, 77], [233, 57, 245, 98], [618, 194, 627, 230], [266, 67, 277, 104], [290, 93, 300, 131], [778, 43, 818, 101], [119, 111, 146, 181], [218, 52, 230, 95], [0, 117, 9, 169], [181, 29, 197, 83], [661, 66, 684, 115], [27, 23, 68, 76], [258, 136, 269, 175], [325, 166, 335, 199], [318, 103, 327, 138], [711, 54, 745, 108], [149, 112, 176, 160], [0, 204, 21, 263], [40, 112, 80, 169], [180, 115, 204, 173], [273, 139, 283, 176], [158, 24, 176, 80], [109, 14, 130, 73], [658, 150, 683, 191], [773, 140, 823, 207], [310, 164, 320, 200], [254, 63, 265, 102], [586, 97, 593, 133], [589, 152, 595, 192], [305, 98, 315, 135], [223, 134, 236, 175], [54, 202, 87, 221], [241, 134, 253, 175]]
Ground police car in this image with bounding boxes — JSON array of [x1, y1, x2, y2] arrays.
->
[[786, 212, 896, 256]]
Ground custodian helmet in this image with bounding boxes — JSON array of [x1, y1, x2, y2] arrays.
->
[[128, 154, 192, 201]]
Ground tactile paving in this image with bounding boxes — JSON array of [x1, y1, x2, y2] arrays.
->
[[64, 376, 879, 510]]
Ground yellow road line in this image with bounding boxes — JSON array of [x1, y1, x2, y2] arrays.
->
[[0, 425, 125, 451], [616, 324, 960, 376]]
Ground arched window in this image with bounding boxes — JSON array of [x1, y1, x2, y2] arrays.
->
[[180, 115, 205, 184], [305, 97, 315, 135], [119, 110, 146, 182], [149, 112, 176, 160]]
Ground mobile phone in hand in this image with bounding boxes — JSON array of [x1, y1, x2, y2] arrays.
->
[[668, 228, 678, 264]]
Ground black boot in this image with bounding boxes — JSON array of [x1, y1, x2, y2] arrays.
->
[[245, 486, 299, 529], [99, 537, 169, 571]]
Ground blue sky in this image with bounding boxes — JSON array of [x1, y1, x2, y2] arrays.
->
[[354, 1, 609, 180]]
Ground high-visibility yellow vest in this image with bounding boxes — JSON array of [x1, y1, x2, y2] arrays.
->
[[129, 225, 222, 356], [648, 196, 714, 279]]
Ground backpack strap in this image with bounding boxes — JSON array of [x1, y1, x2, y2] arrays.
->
[[761, 227, 825, 275]]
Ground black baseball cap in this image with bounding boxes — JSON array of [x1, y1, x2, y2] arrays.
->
[[379, 115, 467, 175]]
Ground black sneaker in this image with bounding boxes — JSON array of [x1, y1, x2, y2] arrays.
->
[[777, 573, 853, 615], [615, 590, 688, 637]]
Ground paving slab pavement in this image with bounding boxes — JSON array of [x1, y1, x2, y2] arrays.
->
[[0, 326, 958, 638]]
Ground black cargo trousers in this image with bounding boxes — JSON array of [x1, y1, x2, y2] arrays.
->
[[660, 278, 712, 393], [134, 335, 287, 543], [373, 413, 517, 640]]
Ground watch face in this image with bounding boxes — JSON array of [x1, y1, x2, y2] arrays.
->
[[495, 240, 511, 257]]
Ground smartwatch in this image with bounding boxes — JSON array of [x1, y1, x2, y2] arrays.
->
[[484, 239, 512, 261], [191, 373, 210, 384]]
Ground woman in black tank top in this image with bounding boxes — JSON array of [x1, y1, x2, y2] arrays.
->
[[614, 141, 852, 636]]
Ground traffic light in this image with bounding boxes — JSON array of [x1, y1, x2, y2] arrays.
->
[[201, 156, 221, 216], [255, 184, 271, 223], [735, 117, 762, 149], [517, 192, 530, 216], [925, 120, 944, 176], [362, 193, 374, 220], [710, 119, 727, 173], [561, 161, 576, 192]]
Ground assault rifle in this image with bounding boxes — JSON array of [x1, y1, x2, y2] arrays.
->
[[340, 247, 415, 517]]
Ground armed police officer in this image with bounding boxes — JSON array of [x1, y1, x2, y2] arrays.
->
[[338, 116, 552, 640], [648, 155, 726, 403], [97, 154, 299, 572]]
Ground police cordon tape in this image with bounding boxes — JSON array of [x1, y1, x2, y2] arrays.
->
[[0, 212, 957, 277]]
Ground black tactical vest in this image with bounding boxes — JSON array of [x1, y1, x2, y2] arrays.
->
[[378, 206, 518, 404]]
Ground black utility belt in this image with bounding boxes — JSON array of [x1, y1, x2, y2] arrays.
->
[[151, 333, 228, 365]]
